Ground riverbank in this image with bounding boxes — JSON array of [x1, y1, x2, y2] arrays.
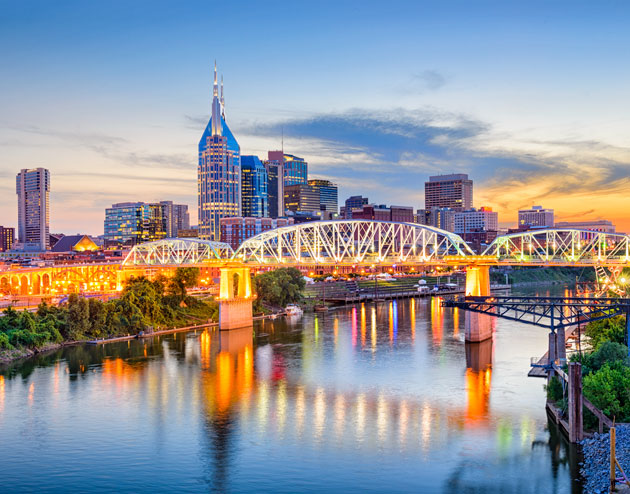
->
[[0, 340, 77, 365], [581, 426, 630, 493]]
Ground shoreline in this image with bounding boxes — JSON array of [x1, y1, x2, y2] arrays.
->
[[0, 311, 284, 367]]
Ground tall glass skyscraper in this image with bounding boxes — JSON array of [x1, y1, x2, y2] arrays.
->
[[198, 63, 241, 240], [241, 156, 268, 218], [104, 202, 167, 246], [16, 168, 50, 251]]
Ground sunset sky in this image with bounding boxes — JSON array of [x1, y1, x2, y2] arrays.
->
[[1, 0, 629, 234]]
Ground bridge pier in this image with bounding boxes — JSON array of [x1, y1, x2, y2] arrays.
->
[[218, 266, 254, 330], [464, 266, 493, 342]]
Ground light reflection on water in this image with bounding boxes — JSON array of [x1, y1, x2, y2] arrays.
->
[[0, 290, 580, 493]]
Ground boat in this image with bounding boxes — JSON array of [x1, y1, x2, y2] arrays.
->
[[285, 304, 303, 316]]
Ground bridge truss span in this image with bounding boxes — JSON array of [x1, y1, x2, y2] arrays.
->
[[122, 238, 234, 266], [233, 220, 473, 265], [482, 228, 630, 265]]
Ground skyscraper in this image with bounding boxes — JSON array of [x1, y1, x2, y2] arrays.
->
[[424, 174, 473, 211], [104, 202, 167, 246], [241, 156, 268, 218], [160, 201, 190, 237], [518, 205, 554, 229], [198, 63, 241, 240], [267, 151, 308, 186], [264, 160, 283, 218], [308, 179, 338, 214], [16, 168, 50, 251]]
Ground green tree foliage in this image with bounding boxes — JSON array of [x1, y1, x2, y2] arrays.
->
[[167, 267, 200, 300], [583, 362, 630, 422], [253, 268, 305, 308], [578, 341, 629, 374], [0, 268, 217, 354], [584, 315, 627, 349]]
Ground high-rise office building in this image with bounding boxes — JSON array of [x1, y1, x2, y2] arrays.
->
[[417, 207, 455, 232], [160, 201, 190, 237], [16, 168, 50, 251], [284, 184, 321, 213], [454, 207, 498, 233], [425, 174, 473, 211], [267, 151, 308, 186], [308, 179, 338, 214], [518, 205, 554, 229], [342, 195, 369, 218], [0, 226, 15, 252], [104, 202, 167, 246], [241, 156, 268, 218], [264, 159, 283, 218], [198, 63, 241, 240]]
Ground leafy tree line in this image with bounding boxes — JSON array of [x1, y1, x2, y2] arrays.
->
[[252, 267, 305, 311], [547, 316, 630, 424], [0, 268, 218, 353]]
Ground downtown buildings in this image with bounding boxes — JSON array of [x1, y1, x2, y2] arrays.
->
[[104, 201, 189, 246], [518, 205, 554, 229], [16, 168, 50, 251]]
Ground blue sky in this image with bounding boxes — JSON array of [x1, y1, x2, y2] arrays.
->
[[1, 0, 630, 233]]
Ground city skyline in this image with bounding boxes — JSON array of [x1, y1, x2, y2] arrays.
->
[[2, 1, 629, 233]]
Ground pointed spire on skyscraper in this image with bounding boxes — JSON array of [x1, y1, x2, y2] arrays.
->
[[211, 61, 222, 136], [220, 75, 225, 118]]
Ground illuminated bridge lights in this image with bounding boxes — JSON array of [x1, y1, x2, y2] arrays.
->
[[122, 238, 234, 266]]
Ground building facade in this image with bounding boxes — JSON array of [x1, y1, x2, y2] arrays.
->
[[220, 217, 294, 250], [16, 168, 50, 251], [518, 205, 554, 229], [198, 63, 241, 241], [554, 220, 616, 233], [160, 201, 190, 237], [267, 151, 308, 187], [0, 226, 15, 252], [350, 204, 414, 222], [241, 155, 268, 218], [417, 207, 455, 232], [308, 179, 338, 214], [342, 195, 368, 218], [284, 184, 321, 214], [264, 159, 283, 218], [104, 202, 167, 246], [425, 174, 473, 211], [454, 207, 498, 233]]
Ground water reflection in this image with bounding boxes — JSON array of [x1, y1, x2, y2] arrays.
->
[[0, 294, 580, 493]]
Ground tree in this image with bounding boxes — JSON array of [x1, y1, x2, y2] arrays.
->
[[585, 316, 627, 349], [583, 362, 630, 422], [167, 267, 200, 300], [66, 294, 90, 340], [253, 268, 305, 308]]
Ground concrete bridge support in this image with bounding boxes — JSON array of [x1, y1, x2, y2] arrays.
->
[[218, 266, 253, 330], [464, 266, 493, 342]]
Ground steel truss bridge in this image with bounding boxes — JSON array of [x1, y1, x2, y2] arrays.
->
[[4, 222, 630, 297], [444, 295, 630, 331], [122, 238, 234, 266], [120, 222, 630, 268]]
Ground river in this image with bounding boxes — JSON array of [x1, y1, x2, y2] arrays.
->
[[0, 288, 581, 493]]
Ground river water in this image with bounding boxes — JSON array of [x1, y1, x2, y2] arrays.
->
[[0, 289, 581, 493]]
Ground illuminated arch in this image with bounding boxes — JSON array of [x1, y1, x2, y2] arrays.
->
[[482, 228, 630, 263], [122, 238, 234, 266], [233, 220, 473, 265]]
